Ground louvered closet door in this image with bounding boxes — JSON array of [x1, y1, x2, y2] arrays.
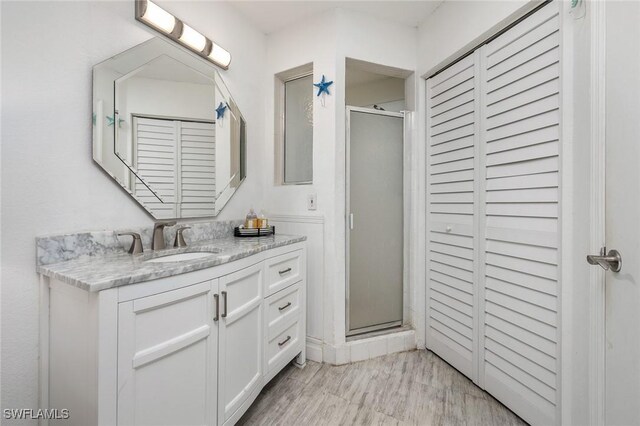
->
[[179, 121, 216, 217], [426, 3, 560, 425], [133, 116, 178, 218], [426, 53, 480, 379], [480, 2, 560, 425]]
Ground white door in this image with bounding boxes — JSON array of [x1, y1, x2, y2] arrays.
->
[[425, 2, 560, 425], [346, 107, 404, 335], [602, 1, 640, 424], [117, 281, 218, 426], [218, 262, 263, 425], [426, 52, 479, 380]]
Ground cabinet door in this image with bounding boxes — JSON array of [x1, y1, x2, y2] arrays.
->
[[218, 262, 263, 425], [117, 280, 218, 426]]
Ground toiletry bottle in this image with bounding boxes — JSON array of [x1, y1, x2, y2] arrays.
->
[[245, 208, 258, 229], [258, 210, 268, 229]]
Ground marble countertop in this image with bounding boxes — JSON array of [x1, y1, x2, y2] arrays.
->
[[37, 234, 306, 292]]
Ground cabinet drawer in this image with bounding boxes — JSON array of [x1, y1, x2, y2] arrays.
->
[[128, 282, 213, 356], [265, 250, 302, 296], [266, 316, 302, 372], [266, 282, 301, 333], [220, 261, 263, 319]]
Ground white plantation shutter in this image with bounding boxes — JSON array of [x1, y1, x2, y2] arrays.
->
[[480, 2, 560, 425], [426, 53, 480, 379], [426, 2, 560, 425]]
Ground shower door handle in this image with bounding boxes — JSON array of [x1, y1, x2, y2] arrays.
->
[[349, 213, 354, 230], [587, 247, 622, 272]]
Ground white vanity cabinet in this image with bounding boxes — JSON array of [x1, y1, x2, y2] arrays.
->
[[217, 262, 264, 426], [117, 281, 219, 426], [44, 242, 306, 426]]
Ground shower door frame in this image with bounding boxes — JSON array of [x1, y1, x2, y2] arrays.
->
[[345, 106, 408, 337]]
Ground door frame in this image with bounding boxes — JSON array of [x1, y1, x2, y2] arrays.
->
[[587, 0, 607, 424], [345, 106, 407, 336]]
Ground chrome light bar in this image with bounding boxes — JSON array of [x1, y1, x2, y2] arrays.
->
[[135, 0, 232, 70]]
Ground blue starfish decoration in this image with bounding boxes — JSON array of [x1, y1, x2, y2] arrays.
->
[[216, 102, 228, 119], [314, 75, 334, 97], [106, 115, 125, 127]]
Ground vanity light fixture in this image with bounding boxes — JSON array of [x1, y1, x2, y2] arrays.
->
[[135, 0, 232, 70]]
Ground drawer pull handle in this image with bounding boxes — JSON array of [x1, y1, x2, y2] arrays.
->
[[278, 302, 292, 311], [278, 336, 292, 347], [279, 267, 292, 275], [221, 291, 228, 318], [213, 294, 219, 321]]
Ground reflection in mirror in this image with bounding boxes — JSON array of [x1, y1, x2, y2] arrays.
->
[[92, 38, 246, 219]]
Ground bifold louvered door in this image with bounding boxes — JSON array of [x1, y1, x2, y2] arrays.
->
[[133, 117, 216, 218], [179, 121, 217, 217], [426, 52, 480, 380], [426, 2, 560, 425], [480, 2, 560, 424], [134, 116, 178, 218]]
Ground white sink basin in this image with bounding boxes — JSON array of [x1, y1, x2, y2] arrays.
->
[[145, 252, 218, 263]]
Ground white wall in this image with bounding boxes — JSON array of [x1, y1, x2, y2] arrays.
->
[[346, 77, 405, 111], [417, 0, 531, 76], [0, 0, 266, 417], [263, 8, 417, 361]]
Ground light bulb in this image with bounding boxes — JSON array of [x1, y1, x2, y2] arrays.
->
[[140, 0, 176, 34], [209, 43, 231, 68], [179, 24, 207, 52]]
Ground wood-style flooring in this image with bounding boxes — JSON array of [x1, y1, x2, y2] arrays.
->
[[238, 350, 527, 426]]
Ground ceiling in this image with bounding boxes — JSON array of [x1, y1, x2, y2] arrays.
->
[[227, 1, 445, 35]]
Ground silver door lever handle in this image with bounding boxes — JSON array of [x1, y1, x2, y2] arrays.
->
[[587, 248, 622, 272]]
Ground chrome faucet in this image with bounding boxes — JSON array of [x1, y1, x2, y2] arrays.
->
[[152, 221, 176, 251], [174, 226, 191, 248], [118, 232, 143, 255]]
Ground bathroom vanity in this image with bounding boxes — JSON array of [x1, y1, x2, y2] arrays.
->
[[37, 232, 306, 426], [35, 31, 309, 426]]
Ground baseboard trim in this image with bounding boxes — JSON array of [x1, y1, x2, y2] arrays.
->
[[306, 337, 323, 363], [321, 329, 416, 365], [270, 214, 325, 224]]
